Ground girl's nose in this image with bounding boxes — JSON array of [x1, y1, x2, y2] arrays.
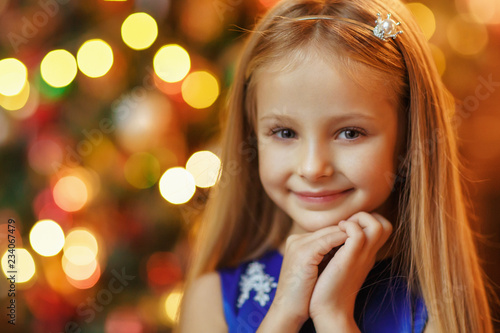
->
[[297, 142, 334, 181]]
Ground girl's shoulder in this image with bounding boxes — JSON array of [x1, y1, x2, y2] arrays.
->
[[178, 271, 228, 332]]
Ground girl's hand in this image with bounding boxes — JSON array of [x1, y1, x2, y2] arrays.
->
[[268, 225, 348, 328], [308, 212, 393, 324]]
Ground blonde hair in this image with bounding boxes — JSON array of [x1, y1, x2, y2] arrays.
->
[[183, 0, 493, 331]]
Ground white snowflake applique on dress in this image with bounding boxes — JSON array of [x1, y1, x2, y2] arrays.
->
[[237, 261, 278, 308]]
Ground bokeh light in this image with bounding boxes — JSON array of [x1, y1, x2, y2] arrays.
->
[[447, 14, 488, 56], [28, 138, 63, 175], [62, 255, 98, 280], [0, 80, 30, 111], [105, 307, 144, 333], [153, 44, 191, 83], [181, 71, 219, 109], [121, 12, 158, 50], [0, 58, 27, 96], [114, 91, 175, 152], [30, 219, 65, 257], [5, 81, 39, 119], [146, 252, 182, 289], [159, 167, 196, 204], [63, 228, 98, 266], [180, 0, 224, 44], [406, 3, 436, 40], [153, 73, 183, 96], [66, 261, 100, 289], [185, 150, 221, 188], [466, 0, 500, 24], [1, 248, 36, 283], [53, 175, 89, 212], [124, 152, 161, 189], [40, 49, 78, 88], [77, 39, 114, 78], [163, 287, 183, 326]]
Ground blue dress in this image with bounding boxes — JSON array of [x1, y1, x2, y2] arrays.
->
[[218, 249, 428, 333]]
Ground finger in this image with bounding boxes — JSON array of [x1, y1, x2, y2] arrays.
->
[[371, 212, 393, 240], [367, 213, 393, 249], [313, 230, 348, 257], [346, 212, 384, 246], [338, 220, 365, 254], [285, 228, 347, 265]]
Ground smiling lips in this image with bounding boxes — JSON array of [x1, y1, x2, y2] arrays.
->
[[293, 189, 353, 203]]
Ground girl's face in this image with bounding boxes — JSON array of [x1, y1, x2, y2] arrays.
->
[[255, 53, 404, 234]]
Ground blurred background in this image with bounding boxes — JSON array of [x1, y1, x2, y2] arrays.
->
[[0, 0, 498, 332]]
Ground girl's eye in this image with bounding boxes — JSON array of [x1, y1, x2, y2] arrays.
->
[[338, 128, 365, 140], [271, 128, 296, 139]]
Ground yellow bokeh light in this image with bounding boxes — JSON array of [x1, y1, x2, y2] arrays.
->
[[153, 44, 191, 83], [447, 15, 488, 56], [429, 43, 446, 76], [30, 219, 65, 257], [185, 150, 221, 188], [0, 58, 27, 96], [41, 49, 78, 88], [406, 3, 436, 40], [181, 71, 219, 109], [62, 255, 97, 281], [1, 248, 36, 283], [164, 287, 183, 326], [121, 12, 158, 50], [53, 175, 88, 212], [63, 229, 98, 266], [0, 80, 30, 111], [124, 152, 161, 189], [467, 0, 500, 24], [159, 167, 196, 204], [77, 39, 114, 78]]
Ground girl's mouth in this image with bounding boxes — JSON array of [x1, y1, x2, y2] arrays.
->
[[294, 188, 353, 204]]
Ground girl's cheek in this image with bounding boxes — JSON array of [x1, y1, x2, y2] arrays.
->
[[343, 149, 392, 182]]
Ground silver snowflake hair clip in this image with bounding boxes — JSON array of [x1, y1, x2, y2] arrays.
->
[[373, 13, 403, 42]]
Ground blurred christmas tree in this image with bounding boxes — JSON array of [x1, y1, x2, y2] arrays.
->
[[1, 0, 500, 332]]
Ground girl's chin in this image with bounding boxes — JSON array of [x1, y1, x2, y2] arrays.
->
[[290, 216, 344, 233]]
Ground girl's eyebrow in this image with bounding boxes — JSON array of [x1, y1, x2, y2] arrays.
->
[[258, 112, 377, 122]]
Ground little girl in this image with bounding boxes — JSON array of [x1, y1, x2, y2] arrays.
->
[[178, 0, 493, 332]]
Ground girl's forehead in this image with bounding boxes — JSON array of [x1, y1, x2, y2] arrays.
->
[[254, 47, 397, 100], [257, 63, 394, 120]]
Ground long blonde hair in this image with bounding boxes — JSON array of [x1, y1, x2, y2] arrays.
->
[[183, 0, 493, 331]]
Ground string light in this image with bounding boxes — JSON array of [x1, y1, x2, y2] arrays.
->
[[77, 39, 114, 78], [121, 12, 158, 50], [40, 49, 78, 88], [53, 175, 89, 212], [158, 167, 196, 204], [153, 45, 191, 83], [0, 58, 27, 96], [30, 219, 65, 257], [181, 71, 220, 109], [447, 14, 488, 56], [185, 151, 221, 188], [1, 248, 36, 283]]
